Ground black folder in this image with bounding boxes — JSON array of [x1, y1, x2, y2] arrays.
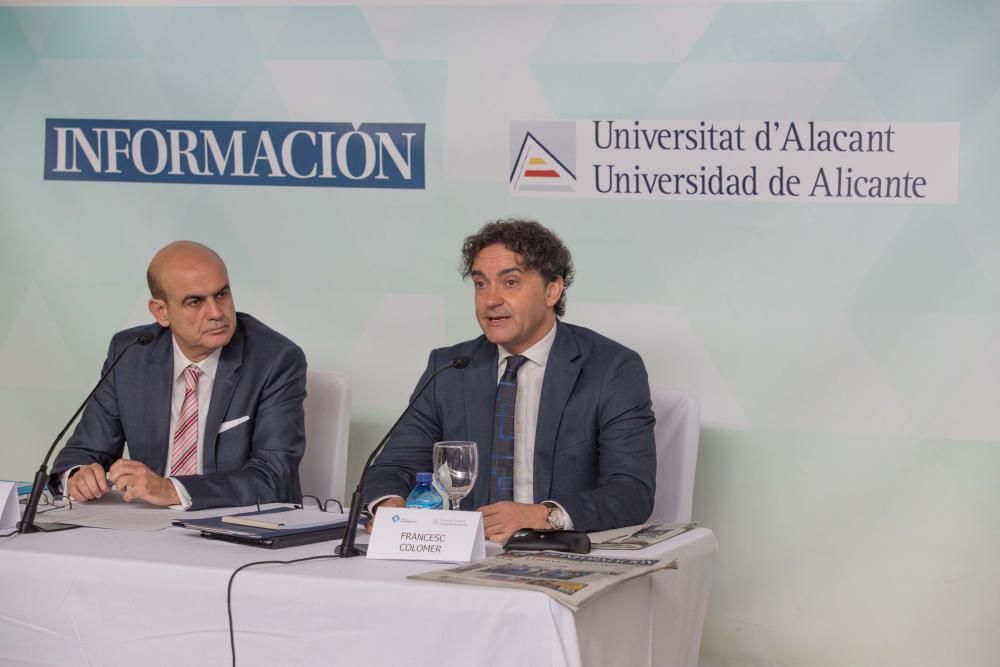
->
[[172, 507, 349, 549]]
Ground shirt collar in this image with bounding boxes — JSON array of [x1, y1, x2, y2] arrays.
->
[[171, 335, 221, 383], [498, 320, 558, 370]]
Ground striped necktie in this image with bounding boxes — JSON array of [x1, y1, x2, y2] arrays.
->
[[169, 364, 200, 477]]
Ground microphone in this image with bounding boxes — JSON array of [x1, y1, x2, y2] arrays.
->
[[17, 329, 157, 533], [337, 355, 470, 557]]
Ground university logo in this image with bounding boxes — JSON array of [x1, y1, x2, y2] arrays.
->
[[44, 119, 425, 190], [509, 121, 576, 193]]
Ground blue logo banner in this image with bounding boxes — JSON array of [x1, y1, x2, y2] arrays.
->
[[44, 119, 425, 189]]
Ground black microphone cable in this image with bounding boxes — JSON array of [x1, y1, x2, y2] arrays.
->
[[226, 553, 339, 667]]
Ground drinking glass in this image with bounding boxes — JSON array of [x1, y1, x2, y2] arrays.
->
[[432, 441, 478, 511]]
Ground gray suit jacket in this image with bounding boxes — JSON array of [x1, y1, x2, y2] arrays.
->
[[50, 313, 307, 510], [364, 321, 656, 532]]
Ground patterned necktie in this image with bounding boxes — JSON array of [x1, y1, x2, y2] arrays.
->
[[489, 355, 527, 503], [170, 365, 200, 477]]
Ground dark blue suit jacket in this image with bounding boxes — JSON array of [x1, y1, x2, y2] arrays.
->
[[364, 321, 656, 532], [50, 313, 307, 510]]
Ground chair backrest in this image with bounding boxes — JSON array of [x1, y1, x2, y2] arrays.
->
[[648, 386, 701, 524], [299, 371, 351, 505]]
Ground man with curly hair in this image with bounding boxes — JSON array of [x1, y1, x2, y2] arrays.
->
[[366, 220, 656, 541]]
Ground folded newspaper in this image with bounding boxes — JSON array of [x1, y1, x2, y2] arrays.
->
[[588, 521, 698, 550], [409, 551, 678, 611]]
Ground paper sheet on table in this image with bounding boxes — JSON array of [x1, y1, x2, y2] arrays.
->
[[35, 490, 292, 532], [588, 522, 698, 550]]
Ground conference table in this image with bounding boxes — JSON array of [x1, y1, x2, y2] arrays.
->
[[0, 518, 716, 667]]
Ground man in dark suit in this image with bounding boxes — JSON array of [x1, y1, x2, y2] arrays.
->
[[50, 241, 307, 510], [365, 220, 656, 540]]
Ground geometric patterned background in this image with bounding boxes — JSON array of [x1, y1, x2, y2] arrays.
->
[[1, 2, 998, 665]]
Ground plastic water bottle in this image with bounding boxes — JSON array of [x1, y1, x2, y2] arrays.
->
[[406, 472, 443, 510]]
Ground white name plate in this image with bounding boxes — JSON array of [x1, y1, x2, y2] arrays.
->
[[0, 482, 19, 530], [367, 507, 485, 562]]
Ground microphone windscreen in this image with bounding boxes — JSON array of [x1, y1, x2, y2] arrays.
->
[[135, 331, 155, 345], [451, 355, 470, 369]]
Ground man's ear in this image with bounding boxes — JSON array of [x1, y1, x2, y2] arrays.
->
[[148, 298, 170, 328], [544, 277, 565, 308]]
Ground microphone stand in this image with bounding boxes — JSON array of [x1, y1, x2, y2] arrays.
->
[[337, 356, 469, 557], [18, 331, 155, 534]]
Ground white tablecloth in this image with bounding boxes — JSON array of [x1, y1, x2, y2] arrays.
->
[[0, 525, 716, 667]]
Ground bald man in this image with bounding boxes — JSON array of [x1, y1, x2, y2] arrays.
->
[[50, 241, 307, 510]]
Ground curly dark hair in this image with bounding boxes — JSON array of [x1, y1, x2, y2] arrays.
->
[[461, 219, 575, 317]]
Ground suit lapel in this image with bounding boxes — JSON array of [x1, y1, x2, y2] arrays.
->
[[533, 322, 581, 502], [203, 324, 244, 473], [146, 329, 174, 476], [466, 341, 498, 509]]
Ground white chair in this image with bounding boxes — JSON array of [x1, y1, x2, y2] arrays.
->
[[648, 387, 701, 524], [299, 371, 351, 505]]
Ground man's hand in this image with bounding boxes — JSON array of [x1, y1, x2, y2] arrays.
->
[[66, 462, 111, 502], [108, 460, 180, 506], [365, 497, 406, 533], [477, 501, 549, 543]]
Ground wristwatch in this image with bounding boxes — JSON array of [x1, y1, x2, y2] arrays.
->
[[542, 501, 567, 530]]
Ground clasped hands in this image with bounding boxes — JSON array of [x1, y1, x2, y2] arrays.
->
[[368, 498, 549, 544], [66, 461, 180, 506]]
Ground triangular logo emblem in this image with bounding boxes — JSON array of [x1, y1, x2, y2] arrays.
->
[[509, 132, 576, 193]]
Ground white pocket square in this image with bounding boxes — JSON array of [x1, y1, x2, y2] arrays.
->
[[219, 416, 250, 433]]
